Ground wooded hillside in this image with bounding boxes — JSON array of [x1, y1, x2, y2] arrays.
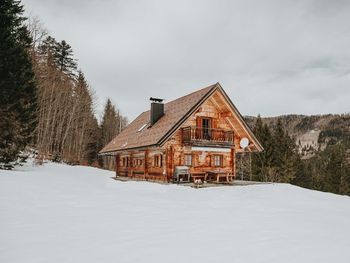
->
[[0, 2, 128, 169], [29, 18, 128, 166], [243, 114, 350, 195]]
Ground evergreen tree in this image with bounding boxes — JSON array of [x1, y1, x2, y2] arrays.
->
[[252, 115, 274, 181], [292, 159, 312, 189], [0, 0, 37, 168], [75, 71, 100, 164], [54, 40, 77, 77], [340, 162, 350, 195], [271, 119, 298, 182], [249, 115, 350, 195], [252, 115, 271, 181], [85, 116, 100, 164], [39, 36, 58, 67], [323, 145, 344, 194], [100, 98, 119, 147]]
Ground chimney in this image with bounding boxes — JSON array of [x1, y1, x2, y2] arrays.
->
[[150, 97, 164, 126]]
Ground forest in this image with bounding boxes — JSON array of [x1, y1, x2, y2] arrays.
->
[[0, 0, 127, 169], [1, 0, 349, 196], [243, 115, 350, 196]]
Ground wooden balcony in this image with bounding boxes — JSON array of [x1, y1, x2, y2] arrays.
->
[[182, 126, 234, 147]]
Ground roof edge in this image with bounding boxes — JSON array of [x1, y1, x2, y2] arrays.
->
[[157, 83, 219, 146], [158, 82, 264, 152], [216, 83, 264, 152]]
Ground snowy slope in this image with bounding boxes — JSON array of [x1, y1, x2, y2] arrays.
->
[[1, 162, 350, 263]]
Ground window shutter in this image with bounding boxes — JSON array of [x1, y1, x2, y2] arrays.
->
[[212, 118, 218, 129], [196, 117, 202, 127], [196, 117, 202, 139]]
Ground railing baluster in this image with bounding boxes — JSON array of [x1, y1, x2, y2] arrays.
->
[[182, 126, 233, 145]]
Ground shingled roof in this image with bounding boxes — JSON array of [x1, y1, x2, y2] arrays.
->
[[99, 84, 217, 154], [100, 82, 264, 154]]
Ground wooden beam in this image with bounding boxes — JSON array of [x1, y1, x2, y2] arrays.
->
[[144, 150, 148, 176], [209, 96, 222, 111], [115, 154, 120, 177], [225, 117, 239, 135], [167, 146, 174, 180], [220, 112, 232, 118], [231, 148, 236, 177], [129, 152, 133, 178], [115, 154, 119, 177]]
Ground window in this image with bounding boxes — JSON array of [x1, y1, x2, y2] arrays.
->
[[213, 155, 223, 167], [122, 157, 130, 167], [130, 158, 143, 167], [184, 154, 192, 166], [134, 159, 143, 167], [154, 154, 163, 167], [202, 118, 211, 139]]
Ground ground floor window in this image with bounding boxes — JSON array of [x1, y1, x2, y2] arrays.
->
[[184, 154, 192, 166], [213, 155, 223, 167], [133, 159, 143, 167], [122, 157, 130, 167], [154, 154, 163, 167]]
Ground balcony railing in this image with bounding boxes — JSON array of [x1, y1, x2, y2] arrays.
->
[[182, 126, 234, 146]]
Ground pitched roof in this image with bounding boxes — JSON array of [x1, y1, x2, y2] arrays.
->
[[99, 84, 217, 154]]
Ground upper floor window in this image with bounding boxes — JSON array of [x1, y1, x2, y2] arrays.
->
[[201, 118, 212, 139], [202, 118, 211, 130]]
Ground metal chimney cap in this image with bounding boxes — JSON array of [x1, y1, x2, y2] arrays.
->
[[150, 97, 164, 103]]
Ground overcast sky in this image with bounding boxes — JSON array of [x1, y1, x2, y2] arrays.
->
[[22, 0, 350, 120]]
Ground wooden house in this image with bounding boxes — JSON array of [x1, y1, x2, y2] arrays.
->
[[99, 83, 263, 183]]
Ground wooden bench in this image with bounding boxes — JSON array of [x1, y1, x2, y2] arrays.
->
[[207, 171, 235, 183], [191, 172, 207, 182]]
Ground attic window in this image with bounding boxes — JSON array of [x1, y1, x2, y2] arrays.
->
[[137, 123, 148, 132]]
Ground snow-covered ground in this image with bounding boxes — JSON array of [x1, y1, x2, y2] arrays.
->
[[1, 162, 350, 263]]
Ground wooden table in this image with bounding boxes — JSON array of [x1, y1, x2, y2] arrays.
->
[[191, 172, 207, 182], [206, 170, 234, 183]]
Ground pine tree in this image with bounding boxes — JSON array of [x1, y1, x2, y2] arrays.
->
[[292, 158, 312, 189], [84, 116, 100, 164], [0, 0, 37, 168], [323, 145, 344, 194], [39, 36, 58, 68], [340, 162, 350, 195], [251, 115, 275, 181], [54, 40, 77, 77], [99, 98, 124, 169], [100, 99, 119, 147]]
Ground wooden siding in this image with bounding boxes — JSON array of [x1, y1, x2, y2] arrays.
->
[[114, 89, 246, 181]]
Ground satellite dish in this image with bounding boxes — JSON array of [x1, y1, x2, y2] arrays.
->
[[240, 137, 249, 149]]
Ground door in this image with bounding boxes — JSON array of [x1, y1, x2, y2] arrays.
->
[[202, 118, 211, 140]]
